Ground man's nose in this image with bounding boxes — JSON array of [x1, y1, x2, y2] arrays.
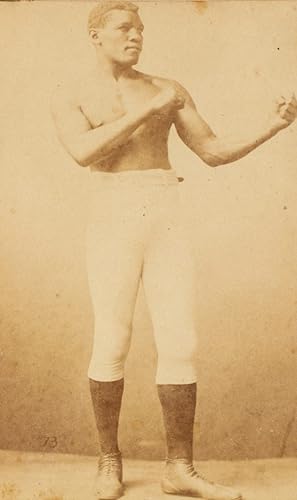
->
[[129, 29, 142, 43]]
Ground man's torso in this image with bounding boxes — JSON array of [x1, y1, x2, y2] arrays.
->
[[74, 70, 175, 172]]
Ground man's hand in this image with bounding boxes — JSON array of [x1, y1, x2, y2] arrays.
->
[[150, 86, 185, 115], [273, 93, 297, 130]]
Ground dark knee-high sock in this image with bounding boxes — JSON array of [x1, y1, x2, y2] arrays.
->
[[157, 383, 197, 461], [89, 378, 124, 455]]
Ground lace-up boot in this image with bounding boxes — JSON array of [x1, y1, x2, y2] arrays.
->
[[93, 451, 123, 499], [161, 458, 242, 500]]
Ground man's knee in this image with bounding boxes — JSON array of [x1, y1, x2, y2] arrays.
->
[[94, 317, 132, 351], [88, 319, 132, 382], [159, 324, 198, 357], [156, 327, 199, 384]]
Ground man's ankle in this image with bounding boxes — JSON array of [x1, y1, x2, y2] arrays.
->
[[166, 456, 193, 463], [100, 449, 121, 456]]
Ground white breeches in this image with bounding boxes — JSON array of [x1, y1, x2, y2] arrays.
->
[[86, 168, 199, 385]]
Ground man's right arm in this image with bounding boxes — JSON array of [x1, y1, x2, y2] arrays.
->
[[51, 85, 182, 167]]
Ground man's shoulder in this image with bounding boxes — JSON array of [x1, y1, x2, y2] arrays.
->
[[136, 71, 183, 90], [51, 79, 81, 113], [51, 70, 97, 107]]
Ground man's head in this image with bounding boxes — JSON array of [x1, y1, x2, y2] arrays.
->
[[88, 1, 144, 67]]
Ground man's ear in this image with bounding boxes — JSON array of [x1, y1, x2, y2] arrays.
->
[[89, 29, 102, 45]]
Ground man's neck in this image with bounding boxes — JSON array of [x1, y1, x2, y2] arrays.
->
[[95, 52, 134, 82]]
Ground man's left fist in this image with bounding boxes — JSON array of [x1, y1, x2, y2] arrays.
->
[[275, 93, 297, 128]]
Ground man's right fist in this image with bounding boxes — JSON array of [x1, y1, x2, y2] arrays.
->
[[151, 86, 185, 115]]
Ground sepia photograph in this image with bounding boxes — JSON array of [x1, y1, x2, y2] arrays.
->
[[1, 1, 297, 499]]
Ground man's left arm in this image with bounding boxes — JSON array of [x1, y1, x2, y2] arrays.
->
[[173, 83, 297, 167]]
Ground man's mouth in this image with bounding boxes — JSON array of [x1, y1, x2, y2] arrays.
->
[[126, 46, 141, 52]]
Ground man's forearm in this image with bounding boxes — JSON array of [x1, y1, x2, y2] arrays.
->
[[204, 121, 287, 167], [71, 103, 154, 166]]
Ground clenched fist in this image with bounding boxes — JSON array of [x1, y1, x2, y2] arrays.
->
[[150, 86, 185, 115], [274, 93, 297, 129]]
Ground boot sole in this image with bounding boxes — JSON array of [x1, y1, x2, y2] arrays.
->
[[96, 484, 124, 500], [162, 478, 242, 500], [163, 491, 242, 500], [97, 490, 124, 500], [162, 478, 202, 498]]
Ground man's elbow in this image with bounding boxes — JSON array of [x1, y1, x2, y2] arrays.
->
[[204, 157, 222, 168], [75, 155, 90, 167], [196, 140, 226, 167], [68, 144, 95, 167], [200, 153, 224, 168], [70, 142, 112, 167], [67, 150, 90, 167], [202, 144, 239, 167]]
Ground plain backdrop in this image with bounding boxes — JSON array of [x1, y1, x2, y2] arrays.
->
[[1, 0, 297, 460]]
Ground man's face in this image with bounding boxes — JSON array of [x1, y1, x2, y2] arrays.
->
[[94, 10, 144, 66]]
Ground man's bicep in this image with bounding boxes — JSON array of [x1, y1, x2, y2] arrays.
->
[[51, 89, 93, 154], [174, 86, 216, 154]]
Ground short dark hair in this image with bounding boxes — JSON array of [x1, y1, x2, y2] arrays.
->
[[88, 1, 139, 31]]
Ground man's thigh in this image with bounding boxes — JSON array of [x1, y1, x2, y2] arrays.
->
[[86, 212, 145, 324], [142, 218, 199, 332]]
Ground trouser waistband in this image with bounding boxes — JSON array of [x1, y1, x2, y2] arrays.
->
[[89, 168, 184, 186]]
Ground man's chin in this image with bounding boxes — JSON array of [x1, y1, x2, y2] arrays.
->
[[125, 54, 140, 64], [113, 53, 140, 68], [119, 57, 139, 68]]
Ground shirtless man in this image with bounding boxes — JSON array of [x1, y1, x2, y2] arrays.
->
[[51, 2, 297, 499]]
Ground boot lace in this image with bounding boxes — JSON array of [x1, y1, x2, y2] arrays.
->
[[166, 458, 215, 484], [98, 452, 122, 476]]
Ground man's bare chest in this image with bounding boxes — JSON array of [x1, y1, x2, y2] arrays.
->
[[79, 78, 169, 130]]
